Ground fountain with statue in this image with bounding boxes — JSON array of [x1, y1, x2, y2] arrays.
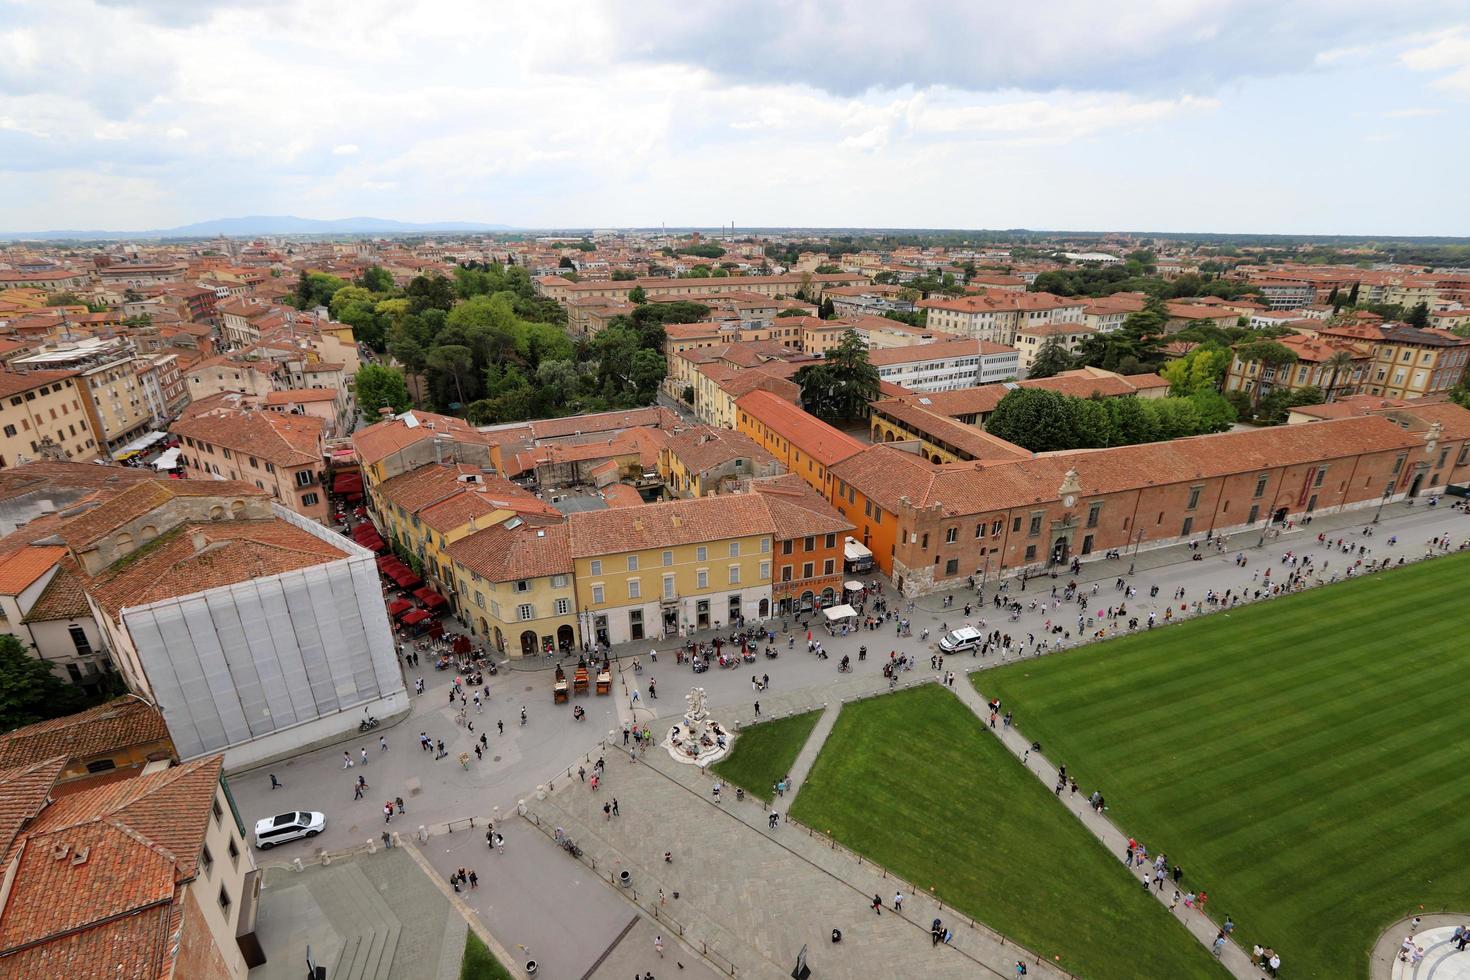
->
[[664, 686, 734, 767]]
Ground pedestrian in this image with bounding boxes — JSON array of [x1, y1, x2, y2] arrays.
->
[[894, 891, 903, 911], [1212, 932, 1226, 957], [654, 935, 664, 958], [497, 720, 504, 735], [578, 765, 586, 782], [469, 870, 478, 889], [611, 797, 620, 817], [754, 700, 761, 717], [379, 735, 388, 753], [872, 894, 883, 915], [343, 751, 354, 769], [361, 747, 369, 766], [269, 773, 282, 790], [420, 732, 431, 751], [1170, 890, 1180, 911], [1015, 962, 1028, 977], [353, 782, 364, 800], [383, 802, 392, 823], [396, 796, 405, 814], [603, 801, 612, 821], [931, 918, 943, 946]]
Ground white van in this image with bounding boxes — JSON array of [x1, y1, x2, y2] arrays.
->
[[254, 810, 325, 849], [938, 626, 983, 653]]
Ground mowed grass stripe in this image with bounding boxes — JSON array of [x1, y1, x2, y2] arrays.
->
[[789, 685, 1221, 980], [981, 551, 1470, 979], [710, 709, 822, 803]]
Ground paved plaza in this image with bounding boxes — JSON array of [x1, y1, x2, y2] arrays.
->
[[237, 500, 1470, 978]]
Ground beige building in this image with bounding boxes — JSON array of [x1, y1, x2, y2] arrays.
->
[[172, 401, 330, 523], [11, 339, 169, 452], [919, 292, 1086, 346], [0, 369, 101, 467], [1016, 321, 1098, 375]]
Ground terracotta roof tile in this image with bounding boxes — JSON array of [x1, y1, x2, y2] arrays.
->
[[171, 407, 324, 467], [748, 475, 854, 540], [448, 521, 572, 582], [0, 544, 64, 594], [568, 494, 774, 557], [0, 756, 67, 861], [735, 389, 865, 468], [664, 427, 779, 475], [53, 479, 267, 550], [0, 699, 171, 772], [19, 557, 91, 622]]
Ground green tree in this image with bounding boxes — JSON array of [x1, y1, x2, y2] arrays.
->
[[628, 286, 647, 304], [1406, 301, 1430, 329], [405, 273, 457, 314], [1257, 385, 1323, 425], [1321, 350, 1359, 402], [1026, 337, 1076, 379], [0, 636, 90, 730], [427, 344, 473, 409], [984, 389, 1079, 452], [1234, 339, 1299, 408], [1186, 390, 1238, 432], [293, 272, 349, 310], [1160, 345, 1230, 396], [357, 265, 395, 293], [355, 364, 412, 416], [795, 329, 879, 422]]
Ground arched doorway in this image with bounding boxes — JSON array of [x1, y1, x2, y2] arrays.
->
[[1408, 473, 1424, 498], [1051, 537, 1069, 565], [493, 627, 505, 653], [478, 617, 488, 638], [1272, 506, 1288, 524], [758, 598, 769, 618], [557, 624, 575, 651], [519, 630, 537, 657], [799, 590, 814, 612]]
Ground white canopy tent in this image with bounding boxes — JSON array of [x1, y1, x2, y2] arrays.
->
[[111, 430, 166, 459], [152, 447, 182, 470], [822, 603, 858, 622]]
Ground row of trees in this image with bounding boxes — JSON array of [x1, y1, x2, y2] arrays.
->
[[984, 387, 1236, 453]]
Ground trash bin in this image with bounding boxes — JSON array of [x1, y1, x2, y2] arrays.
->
[[619, 870, 631, 888]]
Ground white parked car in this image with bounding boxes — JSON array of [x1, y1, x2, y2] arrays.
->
[[938, 626, 983, 653], [254, 810, 326, 849]]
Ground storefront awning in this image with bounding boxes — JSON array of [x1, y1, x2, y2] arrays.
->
[[822, 603, 858, 622]]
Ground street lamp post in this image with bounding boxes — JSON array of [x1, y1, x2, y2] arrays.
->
[[978, 555, 990, 600], [1129, 529, 1145, 575], [1374, 489, 1391, 524]]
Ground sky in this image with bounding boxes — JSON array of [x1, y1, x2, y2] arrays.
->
[[2, 0, 1469, 235]]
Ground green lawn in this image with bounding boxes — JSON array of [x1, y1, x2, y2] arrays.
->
[[712, 709, 822, 802], [981, 551, 1470, 979], [789, 686, 1219, 980], [460, 931, 513, 980]]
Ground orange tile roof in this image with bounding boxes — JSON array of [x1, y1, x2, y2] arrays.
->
[[88, 519, 348, 615], [0, 699, 171, 772], [54, 479, 267, 550], [447, 521, 572, 582], [0, 368, 79, 398], [747, 474, 854, 540], [736, 389, 865, 467], [664, 427, 779, 475], [171, 407, 324, 467], [264, 388, 339, 404], [600, 484, 646, 508], [568, 493, 774, 557], [20, 557, 91, 623], [0, 756, 67, 862], [0, 545, 64, 595], [351, 410, 501, 466]]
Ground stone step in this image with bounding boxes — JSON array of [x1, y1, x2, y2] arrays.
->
[[323, 864, 398, 980]]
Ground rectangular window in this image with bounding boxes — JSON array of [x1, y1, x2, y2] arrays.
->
[[228, 839, 239, 866], [202, 844, 214, 876], [301, 492, 319, 507], [591, 585, 605, 604], [627, 578, 641, 599], [551, 574, 568, 587], [67, 625, 93, 657], [1247, 504, 1260, 524], [555, 598, 570, 615], [1392, 454, 1406, 475], [728, 565, 740, 585], [781, 565, 792, 582], [1086, 502, 1103, 528], [663, 574, 676, 599], [824, 533, 835, 549], [219, 885, 232, 917], [514, 580, 530, 593], [662, 551, 673, 566], [1253, 474, 1269, 498], [1182, 516, 1194, 536], [696, 546, 708, 562], [782, 540, 793, 555], [626, 555, 638, 571], [212, 798, 223, 825], [945, 558, 959, 575], [823, 558, 834, 575], [760, 561, 771, 580], [590, 559, 602, 576], [802, 561, 814, 579], [729, 541, 740, 557], [760, 537, 770, 553], [992, 519, 1003, 536], [475, 591, 485, 609], [518, 604, 534, 621], [696, 570, 708, 589], [1024, 544, 1037, 561], [1186, 486, 1202, 510], [944, 526, 957, 543], [1028, 514, 1042, 536]]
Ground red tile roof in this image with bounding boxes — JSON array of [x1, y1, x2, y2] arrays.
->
[[0, 545, 64, 595], [568, 493, 774, 557], [447, 521, 572, 582], [0, 699, 171, 772]]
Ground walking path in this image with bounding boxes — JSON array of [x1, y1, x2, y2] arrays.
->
[[780, 700, 840, 801], [950, 676, 1254, 978]]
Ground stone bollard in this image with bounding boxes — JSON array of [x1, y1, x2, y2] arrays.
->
[[367, 838, 377, 854], [391, 831, 402, 848], [417, 825, 429, 843], [492, 806, 502, 825], [293, 858, 304, 873], [536, 784, 547, 801], [320, 852, 332, 866], [517, 800, 528, 816]]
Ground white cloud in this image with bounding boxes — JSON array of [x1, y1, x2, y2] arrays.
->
[[1400, 29, 1470, 94], [332, 143, 360, 155], [166, 126, 189, 139]]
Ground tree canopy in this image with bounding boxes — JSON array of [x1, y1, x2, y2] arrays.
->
[[0, 636, 90, 731], [355, 364, 412, 416], [985, 388, 1235, 452], [795, 329, 879, 422]]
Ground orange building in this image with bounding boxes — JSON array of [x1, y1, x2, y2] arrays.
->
[[749, 474, 854, 614], [735, 389, 865, 495]]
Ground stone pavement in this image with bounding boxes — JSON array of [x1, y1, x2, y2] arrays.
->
[[522, 729, 1072, 980], [1373, 915, 1470, 979], [236, 500, 1467, 978], [251, 846, 465, 980]]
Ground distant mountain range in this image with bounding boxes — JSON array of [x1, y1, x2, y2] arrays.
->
[[0, 215, 517, 240]]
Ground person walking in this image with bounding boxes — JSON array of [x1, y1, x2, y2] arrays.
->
[[353, 781, 364, 800], [611, 797, 620, 817], [379, 735, 388, 753], [269, 773, 282, 790], [654, 935, 664, 958], [894, 891, 903, 912], [360, 747, 369, 766], [395, 796, 405, 814], [343, 751, 354, 769], [754, 700, 761, 717], [871, 894, 883, 915], [468, 870, 478, 889]]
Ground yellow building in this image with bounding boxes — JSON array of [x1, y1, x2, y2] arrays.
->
[[374, 462, 561, 600], [658, 425, 784, 497], [568, 495, 775, 645], [0, 368, 101, 466], [448, 521, 579, 657]]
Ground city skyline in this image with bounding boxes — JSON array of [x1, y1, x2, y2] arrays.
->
[[3, 0, 1469, 234]]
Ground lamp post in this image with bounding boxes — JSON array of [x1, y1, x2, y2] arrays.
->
[[1129, 529, 1145, 575], [1373, 488, 1391, 524], [978, 555, 990, 600]]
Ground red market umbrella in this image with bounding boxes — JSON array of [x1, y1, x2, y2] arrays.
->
[[387, 598, 413, 617], [420, 593, 448, 610], [413, 586, 437, 602], [401, 609, 430, 626], [376, 555, 397, 570]]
